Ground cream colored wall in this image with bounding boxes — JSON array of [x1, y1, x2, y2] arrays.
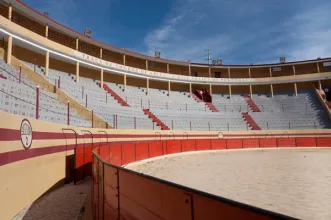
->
[[0, 152, 67, 220]]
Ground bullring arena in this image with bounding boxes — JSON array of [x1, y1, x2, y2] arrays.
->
[[0, 0, 331, 220]]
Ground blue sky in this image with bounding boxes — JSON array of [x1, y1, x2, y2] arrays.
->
[[23, 0, 331, 64]]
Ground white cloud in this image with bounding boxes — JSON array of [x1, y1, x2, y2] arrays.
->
[[143, 0, 331, 64]]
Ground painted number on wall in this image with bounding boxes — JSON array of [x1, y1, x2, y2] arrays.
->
[[20, 119, 33, 150]]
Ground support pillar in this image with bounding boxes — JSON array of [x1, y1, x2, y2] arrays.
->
[[36, 86, 40, 119], [209, 84, 212, 94], [146, 60, 148, 70], [270, 84, 274, 97], [248, 68, 251, 78], [45, 25, 49, 38], [6, 35, 12, 64], [249, 85, 253, 98], [294, 83, 298, 96], [316, 62, 320, 73], [269, 67, 272, 77], [168, 81, 171, 96], [75, 38, 79, 50], [292, 65, 296, 75], [123, 54, 126, 65], [8, 4, 12, 20], [228, 68, 231, 99], [146, 78, 149, 95], [100, 69, 104, 88], [45, 50, 49, 76], [189, 83, 192, 94], [124, 74, 127, 91], [188, 65, 191, 76], [76, 61, 80, 82], [208, 67, 211, 77], [318, 80, 322, 90], [67, 101, 70, 125], [100, 48, 103, 59], [167, 64, 169, 73]]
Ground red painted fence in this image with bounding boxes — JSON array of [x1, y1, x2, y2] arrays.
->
[[73, 136, 331, 220]]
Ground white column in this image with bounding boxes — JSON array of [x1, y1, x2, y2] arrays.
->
[[146, 78, 150, 95], [6, 35, 12, 64], [124, 74, 127, 91], [45, 50, 49, 76], [8, 4, 12, 20], [76, 61, 80, 82], [249, 85, 253, 98], [45, 25, 49, 38], [76, 38, 79, 50], [100, 69, 104, 88]]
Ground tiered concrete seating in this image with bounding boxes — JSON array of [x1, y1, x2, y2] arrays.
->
[[24, 62, 158, 130], [0, 59, 90, 127], [251, 91, 331, 130], [106, 83, 207, 111], [212, 94, 250, 112], [151, 109, 248, 131], [19, 61, 331, 131]]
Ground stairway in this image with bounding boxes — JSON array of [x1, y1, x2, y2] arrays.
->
[[143, 109, 170, 130], [242, 112, 261, 130], [103, 84, 130, 107], [206, 102, 219, 112], [0, 73, 7, 79], [192, 93, 204, 102], [244, 94, 261, 112], [327, 101, 331, 109]]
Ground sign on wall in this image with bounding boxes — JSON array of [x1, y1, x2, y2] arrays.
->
[[20, 119, 32, 150], [323, 62, 331, 67], [273, 67, 282, 72]]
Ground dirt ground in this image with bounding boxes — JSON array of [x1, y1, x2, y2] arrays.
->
[[12, 179, 91, 220], [125, 148, 331, 220]]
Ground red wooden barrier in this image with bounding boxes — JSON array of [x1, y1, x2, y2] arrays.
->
[[166, 140, 181, 154], [109, 144, 122, 166], [75, 144, 84, 183], [103, 164, 118, 219], [243, 138, 259, 148], [181, 140, 196, 152], [149, 141, 163, 158], [259, 138, 277, 148], [277, 138, 296, 147], [316, 137, 331, 147], [295, 137, 316, 147], [121, 143, 135, 165], [91, 137, 330, 220], [196, 139, 211, 151], [135, 142, 149, 161], [211, 139, 226, 150], [227, 139, 243, 149]]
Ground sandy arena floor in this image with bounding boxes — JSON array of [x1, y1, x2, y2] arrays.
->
[[125, 148, 331, 220]]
